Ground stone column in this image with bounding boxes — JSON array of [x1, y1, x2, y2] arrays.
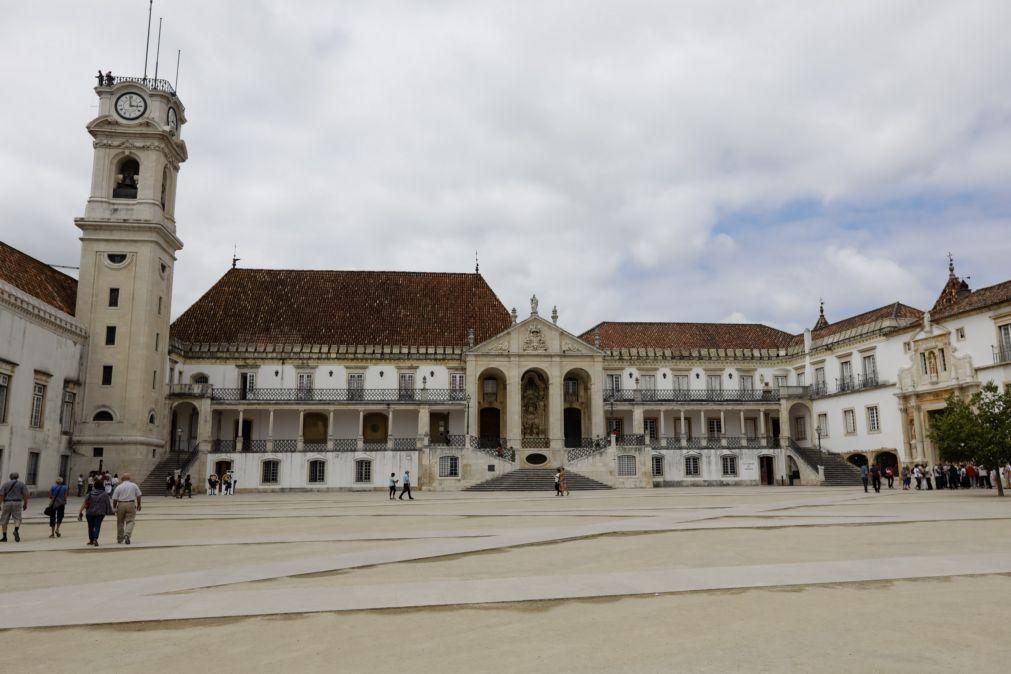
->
[[357, 409, 364, 450], [632, 407, 644, 445], [327, 410, 334, 442], [507, 360, 521, 448], [418, 405, 430, 447], [388, 408, 395, 449], [700, 409, 706, 444], [739, 410, 746, 441], [679, 409, 686, 447], [759, 411, 766, 445], [236, 409, 244, 451], [720, 409, 727, 446], [590, 370, 605, 438], [910, 404, 925, 463], [296, 409, 304, 452], [659, 411, 666, 447], [549, 357, 563, 449]]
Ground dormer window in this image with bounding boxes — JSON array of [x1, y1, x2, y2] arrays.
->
[[113, 158, 140, 199]]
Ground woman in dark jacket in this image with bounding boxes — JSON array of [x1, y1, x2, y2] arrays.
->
[[78, 480, 114, 546], [48, 476, 69, 538]]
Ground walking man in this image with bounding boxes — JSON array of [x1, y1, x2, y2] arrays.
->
[[76, 474, 85, 498], [0, 472, 29, 542], [111, 473, 142, 545], [870, 464, 881, 493], [860, 464, 869, 493], [398, 470, 414, 500], [388, 473, 398, 500], [554, 468, 562, 496]]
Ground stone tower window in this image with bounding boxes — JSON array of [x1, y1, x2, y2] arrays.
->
[[113, 157, 140, 199]]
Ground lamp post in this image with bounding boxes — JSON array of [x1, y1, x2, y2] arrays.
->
[[815, 424, 823, 453]]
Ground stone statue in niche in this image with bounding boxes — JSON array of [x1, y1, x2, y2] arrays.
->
[[521, 373, 547, 437], [523, 325, 548, 352], [530, 294, 539, 315]]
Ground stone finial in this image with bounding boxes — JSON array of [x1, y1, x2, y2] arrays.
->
[[467, 327, 475, 347], [511, 307, 518, 324], [551, 306, 558, 325], [530, 294, 539, 315], [593, 330, 601, 349], [813, 297, 829, 331]]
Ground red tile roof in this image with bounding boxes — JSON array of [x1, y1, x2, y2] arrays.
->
[[931, 278, 1011, 320], [810, 302, 922, 342], [0, 241, 77, 315], [170, 268, 511, 348], [580, 321, 795, 350]]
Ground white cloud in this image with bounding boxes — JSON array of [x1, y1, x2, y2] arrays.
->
[[1, 1, 1010, 336]]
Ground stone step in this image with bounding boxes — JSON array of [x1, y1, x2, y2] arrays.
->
[[466, 468, 612, 491]]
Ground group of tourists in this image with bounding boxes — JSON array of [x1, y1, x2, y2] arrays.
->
[[388, 471, 414, 500], [164, 474, 194, 498], [205, 472, 235, 495], [75, 471, 122, 498], [860, 461, 1011, 493], [0, 471, 142, 546]]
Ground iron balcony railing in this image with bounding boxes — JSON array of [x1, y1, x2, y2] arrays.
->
[[567, 443, 607, 462], [169, 383, 213, 397], [472, 443, 516, 462], [211, 387, 466, 403], [603, 389, 780, 404], [98, 74, 176, 93], [430, 434, 468, 447], [994, 344, 1011, 365], [836, 373, 880, 393], [521, 437, 550, 449]]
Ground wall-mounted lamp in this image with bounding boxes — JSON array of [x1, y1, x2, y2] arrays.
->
[[662, 372, 667, 379], [274, 370, 279, 377], [328, 370, 333, 377], [379, 370, 384, 377], [695, 372, 700, 379], [422, 376, 428, 389], [628, 372, 634, 379], [728, 372, 733, 380]]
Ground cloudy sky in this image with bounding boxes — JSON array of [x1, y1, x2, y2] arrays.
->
[[2, 1, 1010, 334]]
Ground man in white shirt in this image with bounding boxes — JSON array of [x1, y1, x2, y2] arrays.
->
[[111, 474, 142, 545]]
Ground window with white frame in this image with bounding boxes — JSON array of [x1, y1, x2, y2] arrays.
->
[[308, 459, 326, 484], [355, 459, 372, 483], [240, 371, 256, 400], [30, 383, 46, 429], [26, 451, 40, 485], [684, 455, 701, 477], [261, 460, 279, 484], [399, 372, 415, 400], [956, 327, 966, 341], [816, 413, 828, 437], [1000, 324, 1011, 351], [793, 415, 807, 441], [706, 374, 722, 391], [739, 375, 754, 391], [839, 361, 853, 389], [298, 372, 314, 390], [607, 417, 624, 436], [862, 354, 877, 382], [450, 373, 465, 399], [60, 390, 75, 434], [617, 454, 637, 477], [707, 418, 722, 436], [814, 367, 826, 388], [0, 373, 9, 424], [672, 374, 689, 390], [721, 455, 738, 477], [844, 409, 857, 434], [651, 455, 664, 477], [482, 377, 498, 402], [643, 417, 658, 442], [939, 348, 947, 372], [904, 341, 912, 353], [564, 377, 579, 401], [774, 375, 788, 389], [439, 455, 460, 478], [348, 372, 364, 400], [605, 374, 622, 396], [866, 406, 881, 433], [796, 372, 806, 386], [640, 374, 655, 390]]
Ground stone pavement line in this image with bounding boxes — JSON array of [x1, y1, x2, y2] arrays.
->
[[3, 551, 1010, 629], [0, 492, 873, 613]]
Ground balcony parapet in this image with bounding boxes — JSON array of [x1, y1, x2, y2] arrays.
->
[[604, 389, 781, 404], [210, 388, 466, 404]]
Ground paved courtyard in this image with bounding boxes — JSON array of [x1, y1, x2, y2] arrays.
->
[[1, 486, 1009, 672]]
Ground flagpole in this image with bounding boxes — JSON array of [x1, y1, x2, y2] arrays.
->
[[174, 49, 181, 92], [154, 17, 163, 81], [143, 0, 153, 78]]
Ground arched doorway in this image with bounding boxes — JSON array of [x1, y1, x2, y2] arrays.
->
[[521, 369, 549, 447], [171, 402, 199, 452], [787, 402, 812, 447], [847, 454, 869, 468], [478, 368, 507, 448], [563, 368, 592, 448], [875, 451, 898, 471], [303, 412, 328, 444], [362, 413, 388, 445]]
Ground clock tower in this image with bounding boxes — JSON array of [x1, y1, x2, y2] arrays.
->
[[73, 74, 188, 479]]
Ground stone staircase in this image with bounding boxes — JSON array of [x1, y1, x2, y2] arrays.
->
[[139, 449, 199, 494], [789, 441, 864, 486], [465, 468, 612, 492]]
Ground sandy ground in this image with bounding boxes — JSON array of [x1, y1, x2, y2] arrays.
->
[[1, 487, 1008, 672]]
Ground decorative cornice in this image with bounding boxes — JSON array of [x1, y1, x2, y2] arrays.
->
[[0, 281, 87, 341], [169, 338, 467, 362]]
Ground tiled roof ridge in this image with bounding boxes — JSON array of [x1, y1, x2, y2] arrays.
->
[[0, 240, 78, 316]]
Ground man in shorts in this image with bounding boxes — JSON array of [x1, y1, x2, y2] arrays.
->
[[1, 472, 30, 542]]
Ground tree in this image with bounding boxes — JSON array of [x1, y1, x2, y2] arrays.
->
[[929, 381, 1011, 497]]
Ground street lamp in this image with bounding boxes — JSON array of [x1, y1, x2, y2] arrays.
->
[[815, 424, 823, 452], [176, 427, 183, 452]]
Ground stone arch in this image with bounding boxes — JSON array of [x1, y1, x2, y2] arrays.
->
[[874, 451, 899, 470], [362, 412, 388, 445], [787, 402, 813, 446], [846, 453, 869, 468], [92, 407, 116, 422], [521, 368, 549, 447], [477, 367, 507, 447], [112, 154, 140, 199], [302, 412, 328, 444], [563, 367, 592, 448], [190, 372, 210, 384], [170, 401, 199, 452]]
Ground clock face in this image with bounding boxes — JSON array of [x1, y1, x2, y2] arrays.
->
[[115, 92, 147, 120], [167, 107, 178, 133]]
